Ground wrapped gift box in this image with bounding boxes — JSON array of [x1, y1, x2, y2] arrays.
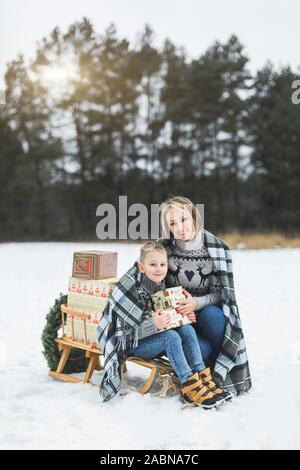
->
[[67, 276, 118, 320], [151, 286, 192, 331], [156, 307, 191, 331], [65, 316, 100, 346], [72, 250, 118, 280], [67, 292, 108, 320], [152, 286, 186, 310], [86, 319, 100, 345], [66, 316, 85, 342]]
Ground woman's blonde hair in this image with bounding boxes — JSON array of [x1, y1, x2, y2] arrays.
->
[[159, 195, 203, 239]]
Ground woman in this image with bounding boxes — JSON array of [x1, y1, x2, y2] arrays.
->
[[158, 195, 252, 396]]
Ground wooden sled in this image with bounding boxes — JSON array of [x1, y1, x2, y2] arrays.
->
[[48, 304, 175, 395]]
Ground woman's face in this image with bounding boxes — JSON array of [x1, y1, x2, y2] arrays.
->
[[165, 205, 195, 241]]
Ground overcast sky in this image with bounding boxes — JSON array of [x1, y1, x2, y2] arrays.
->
[[1, 0, 300, 88]]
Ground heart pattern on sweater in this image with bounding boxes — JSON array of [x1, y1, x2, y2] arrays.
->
[[184, 270, 194, 282]]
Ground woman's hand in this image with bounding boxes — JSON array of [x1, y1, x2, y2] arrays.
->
[[154, 309, 171, 330], [186, 312, 197, 323], [182, 288, 192, 298], [176, 296, 198, 315]]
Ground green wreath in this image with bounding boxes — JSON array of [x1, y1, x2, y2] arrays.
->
[[41, 293, 89, 374]]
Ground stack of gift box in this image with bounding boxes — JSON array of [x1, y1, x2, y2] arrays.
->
[[151, 286, 192, 331], [65, 250, 118, 347]]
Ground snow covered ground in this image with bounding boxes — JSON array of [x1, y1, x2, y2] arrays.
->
[[0, 242, 299, 450]]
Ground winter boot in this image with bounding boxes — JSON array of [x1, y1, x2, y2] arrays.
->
[[199, 367, 232, 402], [180, 372, 220, 409]]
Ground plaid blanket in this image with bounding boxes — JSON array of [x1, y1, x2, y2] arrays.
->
[[97, 264, 145, 402], [160, 229, 252, 395], [98, 229, 252, 402]]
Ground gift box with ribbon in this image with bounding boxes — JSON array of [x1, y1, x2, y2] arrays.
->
[[72, 250, 118, 280], [151, 286, 192, 331]]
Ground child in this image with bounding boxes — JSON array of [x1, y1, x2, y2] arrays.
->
[[98, 241, 225, 409]]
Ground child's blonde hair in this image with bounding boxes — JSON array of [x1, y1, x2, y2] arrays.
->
[[160, 195, 203, 239], [140, 241, 167, 263]]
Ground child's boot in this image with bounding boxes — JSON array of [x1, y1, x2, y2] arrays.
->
[[199, 367, 233, 403], [180, 372, 219, 409]]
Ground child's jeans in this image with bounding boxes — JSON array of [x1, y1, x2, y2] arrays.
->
[[127, 324, 206, 384]]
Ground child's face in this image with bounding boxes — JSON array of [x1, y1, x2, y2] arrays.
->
[[138, 250, 168, 283]]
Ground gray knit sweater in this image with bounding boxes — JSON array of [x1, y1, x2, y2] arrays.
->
[[165, 230, 222, 310], [137, 273, 164, 340]]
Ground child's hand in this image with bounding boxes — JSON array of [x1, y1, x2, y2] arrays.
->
[[154, 309, 171, 330], [176, 296, 198, 315]]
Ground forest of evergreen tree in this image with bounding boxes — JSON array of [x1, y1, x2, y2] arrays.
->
[[1, 19, 300, 241]]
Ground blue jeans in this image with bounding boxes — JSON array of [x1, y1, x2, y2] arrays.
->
[[128, 324, 206, 384], [194, 305, 225, 367]]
